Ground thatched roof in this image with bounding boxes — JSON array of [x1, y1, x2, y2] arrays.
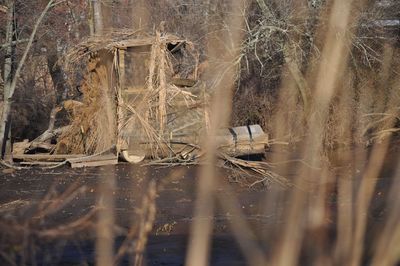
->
[[63, 30, 189, 66]]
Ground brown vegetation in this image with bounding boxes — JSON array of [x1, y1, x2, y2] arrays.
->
[[1, 0, 400, 266], [56, 56, 117, 154]]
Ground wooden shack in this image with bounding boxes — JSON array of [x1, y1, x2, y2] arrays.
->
[[114, 33, 207, 162], [11, 32, 268, 165]]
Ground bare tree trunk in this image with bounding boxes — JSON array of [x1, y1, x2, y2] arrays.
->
[[92, 0, 103, 34], [88, 0, 94, 35], [47, 42, 68, 104], [2, 3, 14, 90], [0, 39, 29, 49], [1, 1, 16, 158], [0, 0, 55, 158], [256, 0, 312, 115]]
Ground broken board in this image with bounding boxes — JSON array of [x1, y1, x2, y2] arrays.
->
[[68, 154, 118, 168], [12, 154, 85, 162]]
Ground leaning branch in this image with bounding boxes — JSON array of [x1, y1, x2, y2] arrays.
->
[[8, 0, 55, 98], [0, 0, 55, 158]]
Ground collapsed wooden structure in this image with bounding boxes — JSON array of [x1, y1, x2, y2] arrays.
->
[[11, 32, 269, 167]]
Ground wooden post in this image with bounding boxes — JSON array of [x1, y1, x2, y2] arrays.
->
[[116, 49, 126, 152]]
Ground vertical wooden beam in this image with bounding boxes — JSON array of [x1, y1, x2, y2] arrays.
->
[[119, 49, 126, 90], [116, 48, 126, 152]]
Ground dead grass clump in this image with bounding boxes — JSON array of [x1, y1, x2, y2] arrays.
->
[[56, 59, 116, 154], [117, 32, 203, 158], [118, 31, 175, 158]]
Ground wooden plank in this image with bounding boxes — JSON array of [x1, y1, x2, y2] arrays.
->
[[123, 87, 147, 94], [122, 125, 268, 158], [219, 143, 266, 157], [167, 100, 203, 108], [68, 154, 117, 164], [171, 78, 197, 87], [70, 159, 118, 168], [12, 154, 85, 161], [20, 161, 62, 166], [119, 49, 126, 89]]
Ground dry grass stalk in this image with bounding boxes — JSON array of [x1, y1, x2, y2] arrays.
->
[[0, 180, 97, 264], [219, 152, 290, 188], [96, 166, 116, 266], [115, 31, 199, 158], [61, 30, 196, 156], [185, 1, 247, 265], [133, 180, 157, 266], [272, 1, 361, 265], [156, 31, 168, 135], [349, 139, 391, 266], [56, 61, 116, 154], [370, 163, 400, 266]]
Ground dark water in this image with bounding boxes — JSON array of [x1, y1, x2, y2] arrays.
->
[[0, 164, 267, 265], [33, 235, 245, 266], [0, 145, 399, 265]]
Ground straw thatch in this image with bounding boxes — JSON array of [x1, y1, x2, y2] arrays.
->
[[56, 57, 117, 154], [57, 30, 202, 156]]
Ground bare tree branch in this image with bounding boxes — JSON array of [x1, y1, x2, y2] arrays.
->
[[0, 0, 55, 158], [0, 39, 29, 50]]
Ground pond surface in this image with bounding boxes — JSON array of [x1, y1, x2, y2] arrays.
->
[[0, 145, 398, 265]]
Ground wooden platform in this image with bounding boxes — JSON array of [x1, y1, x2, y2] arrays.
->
[[13, 154, 85, 162], [12, 153, 118, 168]]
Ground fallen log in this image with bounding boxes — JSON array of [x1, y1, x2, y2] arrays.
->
[[20, 161, 63, 166], [28, 142, 55, 152], [33, 125, 70, 144], [32, 100, 81, 144], [12, 125, 71, 155]]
